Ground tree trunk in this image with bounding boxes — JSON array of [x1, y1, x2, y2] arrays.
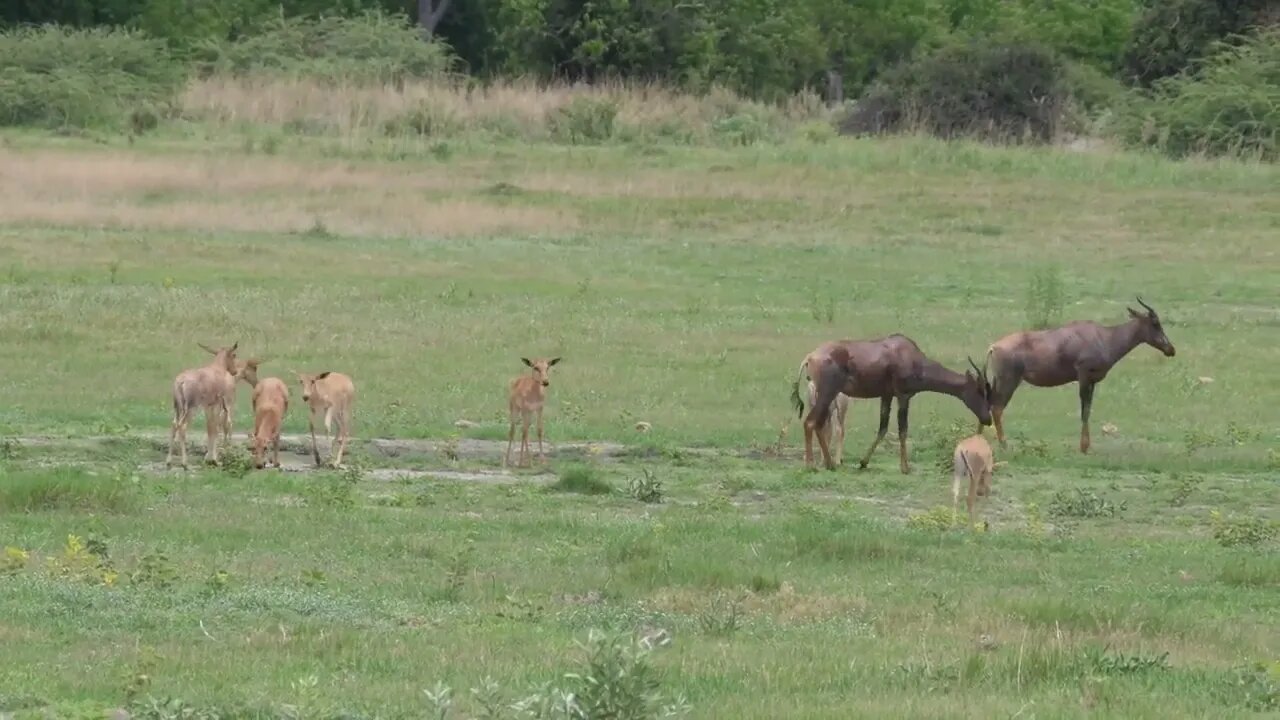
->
[[825, 69, 844, 107], [418, 0, 453, 38]]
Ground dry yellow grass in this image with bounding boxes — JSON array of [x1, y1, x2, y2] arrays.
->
[[181, 76, 829, 141], [0, 147, 578, 239]]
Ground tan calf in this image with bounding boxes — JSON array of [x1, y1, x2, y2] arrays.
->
[[952, 433, 1006, 525], [504, 357, 560, 468], [808, 378, 850, 466], [235, 359, 289, 469], [166, 342, 239, 469], [294, 370, 355, 467]]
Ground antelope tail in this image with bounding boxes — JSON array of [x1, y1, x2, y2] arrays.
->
[[789, 360, 808, 419]]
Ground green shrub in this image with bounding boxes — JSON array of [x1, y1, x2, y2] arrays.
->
[[841, 41, 1073, 143], [1210, 510, 1278, 548], [1048, 488, 1126, 519], [192, 12, 453, 84], [0, 26, 182, 129], [1122, 0, 1274, 86], [1117, 29, 1280, 160]]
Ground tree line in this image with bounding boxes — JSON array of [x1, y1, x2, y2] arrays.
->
[[4, 0, 1273, 100]]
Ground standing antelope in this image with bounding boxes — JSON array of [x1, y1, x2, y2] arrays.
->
[[235, 359, 289, 469], [791, 335, 992, 474], [952, 433, 1004, 526], [293, 370, 356, 467], [166, 342, 239, 469], [986, 297, 1176, 454], [505, 357, 560, 468], [795, 359, 851, 466]]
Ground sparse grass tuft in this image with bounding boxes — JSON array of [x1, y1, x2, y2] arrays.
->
[[0, 466, 138, 513]]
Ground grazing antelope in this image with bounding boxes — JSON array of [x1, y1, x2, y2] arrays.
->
[[293, 370, 356, 467], [986, 297, 1176, 454], [791, 335, 992, 474], [166, 342, 239, 469], [505, 357, 561, 468], [952, 433, 1005, 526], [795, 359, 851, 466], [235, 359, 289, 469]]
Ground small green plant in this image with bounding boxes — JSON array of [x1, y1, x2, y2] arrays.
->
[[626, 469, 664, 504], [906, 506, 967, 531], [2, 546, 29, 575], [748, 572, 781, 594], [306, 475, 356, 509], [1210, 510, 1278, 548], [1023, 502, 1046, 539], [1222, 661, 1280, 711], [1048, 488, 1125, 519], [131, 550, 176, 589], [1183, 428, 1218, 454], [301, 568, 327, 587], [698, 592, 743, 637], [549, 464, 612, 495], [1025, 266, 1066, 330], [1168, 472, 1202, 507], [218, 444, 254, 478]]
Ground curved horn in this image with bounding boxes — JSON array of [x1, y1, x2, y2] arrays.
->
[[967, 355, 983, 377], [1136, 296, 1156, 315]]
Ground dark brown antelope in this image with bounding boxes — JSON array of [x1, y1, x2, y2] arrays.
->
[[986, 297, 1176, 454], [791, 335, 992, 474]]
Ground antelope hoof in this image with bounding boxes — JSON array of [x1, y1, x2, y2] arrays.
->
[[857, 461, 869, 470]]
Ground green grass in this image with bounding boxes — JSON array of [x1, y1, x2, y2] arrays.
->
[[0, 124, 1277, 718]]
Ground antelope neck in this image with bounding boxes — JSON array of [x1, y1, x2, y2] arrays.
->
[[908, 361, 972, 397]]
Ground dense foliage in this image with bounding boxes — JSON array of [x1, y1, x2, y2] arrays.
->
[[1, 0, 1277, 158]]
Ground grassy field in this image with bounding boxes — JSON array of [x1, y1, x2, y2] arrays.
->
[[0, 121, 1278, 719]]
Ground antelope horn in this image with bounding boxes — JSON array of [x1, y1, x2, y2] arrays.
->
[[1136, 296, 1156, 316], [967, 355, 983, 377]]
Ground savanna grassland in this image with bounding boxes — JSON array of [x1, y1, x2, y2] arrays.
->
[[1, 87, 1279, 719]]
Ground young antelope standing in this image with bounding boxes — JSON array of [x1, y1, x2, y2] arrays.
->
[[505, 357, 560, 468], [952, 433, 1003, 526], [293, 370, 356, 467], [166, 342, 239, 469]]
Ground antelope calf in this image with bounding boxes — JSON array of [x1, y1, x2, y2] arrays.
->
[[235, 359, 289, 469], [505, 357, 560, 468], [166, 342, 239, 469], [294, 370, 355, 467], [952, 433, 1003, 525], [806, 375, 850, 466]]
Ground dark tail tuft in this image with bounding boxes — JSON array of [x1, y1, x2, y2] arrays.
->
[[789, 359, 808, 419]]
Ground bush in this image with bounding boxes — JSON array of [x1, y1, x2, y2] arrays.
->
[[192, 12, 453, 84], [0, 26, 182, 129], [1122, 0, 1274, 86], [841, 41, 1073, 143], [1117, 29, 1280, 160], [1048, 489, 1126, 518], [1210, 510, 1278, 548]]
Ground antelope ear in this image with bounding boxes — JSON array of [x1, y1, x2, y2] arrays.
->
[[1127, 307, 1142, 319], [316, 371, 331, 380], [521, 358, 533, 367], [198, 343, 216, 355], [548, 357, 562, 366]]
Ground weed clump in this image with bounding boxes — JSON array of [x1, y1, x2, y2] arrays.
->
[[626, 468, 664, 503], [1048, 488, 1125, 519], [549, 464, 613, 495], [1210, 510, 1278, 548]]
